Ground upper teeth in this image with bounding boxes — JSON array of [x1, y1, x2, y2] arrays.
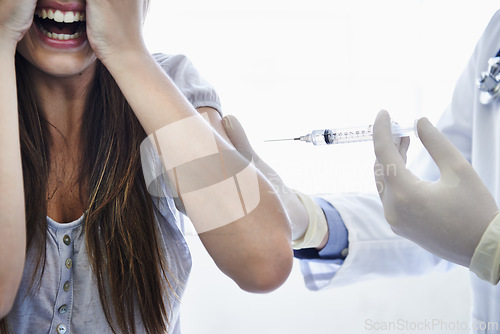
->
[[35, 9, 86, 23]]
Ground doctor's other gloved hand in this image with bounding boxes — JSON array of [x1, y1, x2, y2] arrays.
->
[[373, 110, 499, 268], [222, 115, 329, 249]]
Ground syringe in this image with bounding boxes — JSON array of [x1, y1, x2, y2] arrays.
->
[[266, 121, 417, 145]]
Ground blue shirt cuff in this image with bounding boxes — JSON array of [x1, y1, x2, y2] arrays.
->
[[316, 198, 348, 259], [293, 198, 349, 260]]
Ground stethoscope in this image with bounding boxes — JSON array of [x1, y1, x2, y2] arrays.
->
[[478, 49, 500, 104]]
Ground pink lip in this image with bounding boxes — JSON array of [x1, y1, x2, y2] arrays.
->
[[33, 22, 87, 50], [36, 1, 85, 12]]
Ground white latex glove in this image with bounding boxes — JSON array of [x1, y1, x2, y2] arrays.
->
[[373, 110, 498, 267], [221, 115, 312, 242]]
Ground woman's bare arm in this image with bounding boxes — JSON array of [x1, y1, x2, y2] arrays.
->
[[84, 0, 293, 292], [107, 52, 293, 292], [0, 44, 26, 318], [0, 0, 36, 317]]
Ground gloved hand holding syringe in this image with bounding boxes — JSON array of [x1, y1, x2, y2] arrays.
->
[[265, 120, 418, 145]]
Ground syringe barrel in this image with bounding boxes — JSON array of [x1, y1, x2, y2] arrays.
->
[[308, 129, 335, 145], [328, 125, 374, 145], [309, 121, 417, 145]]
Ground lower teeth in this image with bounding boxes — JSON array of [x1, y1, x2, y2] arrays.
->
[[37, 22, 84, 41]]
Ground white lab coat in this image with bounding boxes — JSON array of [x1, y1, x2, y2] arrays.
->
[[301, 9, 500, 334]]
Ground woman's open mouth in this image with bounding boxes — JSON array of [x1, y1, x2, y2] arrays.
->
[[34, 8, 86, 41]]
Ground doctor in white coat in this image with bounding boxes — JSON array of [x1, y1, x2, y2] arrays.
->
[[221, 9, 500, 334]]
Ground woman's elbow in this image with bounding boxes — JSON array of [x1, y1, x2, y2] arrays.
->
[[0, 290, 16, 319], [0, 272, 23, 319], [237, 246, 294, 293], [240, 269, 292, 294]]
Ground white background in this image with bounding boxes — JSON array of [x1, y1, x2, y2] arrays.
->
[[144, 1, 500, 333]]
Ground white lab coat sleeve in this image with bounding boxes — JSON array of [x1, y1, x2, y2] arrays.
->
[[298, 193, 454, 290], [298, 9, 500, 291], [412, 9, 500, 180]]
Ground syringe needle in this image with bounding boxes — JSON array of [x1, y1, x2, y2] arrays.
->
[[264, 138, 297, 142]]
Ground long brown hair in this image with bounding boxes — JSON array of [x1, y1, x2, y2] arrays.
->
[[0, 52, 174, 334]]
